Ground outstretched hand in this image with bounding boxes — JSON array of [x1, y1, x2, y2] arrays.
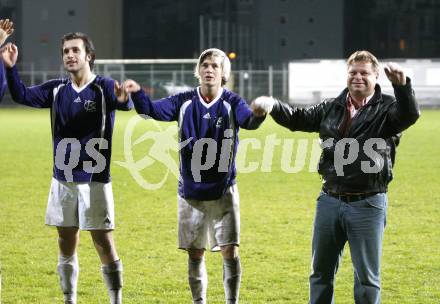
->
[[0, 19, 14, 46], [1, 42, 18, 68], [123, 79, 141, 94], [251, 96, 276, 117], [114, 79, 142, 103], [384, 62, 406, 86]]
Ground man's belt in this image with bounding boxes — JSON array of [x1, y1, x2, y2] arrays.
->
[[323, 190, 377, 203]]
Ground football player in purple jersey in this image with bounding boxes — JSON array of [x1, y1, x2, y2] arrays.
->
[[1, 32, 131, 304], [121, 48, 266, 304]]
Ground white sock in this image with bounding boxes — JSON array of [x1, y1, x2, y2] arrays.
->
[[188, 257, 208, 304], [57, 254, 79, 304], [223, 257, 241, 304], [101, 260, 123, 304]]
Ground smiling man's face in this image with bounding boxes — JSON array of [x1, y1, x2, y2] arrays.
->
[[62, 38, 91, 73], [347, 61, 378, 98]]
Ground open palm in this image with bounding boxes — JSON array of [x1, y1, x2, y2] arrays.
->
[[1, 43, 18, 67], [0, 19, 14, 46]]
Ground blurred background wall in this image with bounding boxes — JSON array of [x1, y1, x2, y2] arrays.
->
[[1, 0, 439, 105]]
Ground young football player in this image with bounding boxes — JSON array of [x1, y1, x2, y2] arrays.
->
[[1, 32, 131, 304], [121, 48, 266, 304]]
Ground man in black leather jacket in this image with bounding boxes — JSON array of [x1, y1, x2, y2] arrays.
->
[[252, 50, 419, 304]]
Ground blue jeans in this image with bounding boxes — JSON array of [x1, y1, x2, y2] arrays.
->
[[309, 192, 387, 304]]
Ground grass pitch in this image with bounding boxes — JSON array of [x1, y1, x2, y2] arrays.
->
[[0, 107, 439, 303]]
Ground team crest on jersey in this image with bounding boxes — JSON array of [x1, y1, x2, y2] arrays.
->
[[73, 97, 82, 103], [215, 117, 223, 128], [84, 100, 96, 112]]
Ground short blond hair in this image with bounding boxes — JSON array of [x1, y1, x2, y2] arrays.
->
[[347, 50, 380, 72], [194, 48, 231, 86]]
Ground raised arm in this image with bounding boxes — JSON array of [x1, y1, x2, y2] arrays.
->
[[0, 19, 14, 47], [0, 19, 14, 101], [383, 62, 420, 135], [0, 59, 5, 101], [1, 44, 56, 108], [123, 79, 180, 121]]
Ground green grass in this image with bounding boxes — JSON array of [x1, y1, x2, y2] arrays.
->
[[0, 107, 439, 303]]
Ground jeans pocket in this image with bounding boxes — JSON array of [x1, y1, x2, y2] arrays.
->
[[316, 191, 327, 201], [364, 193, 387, 210]]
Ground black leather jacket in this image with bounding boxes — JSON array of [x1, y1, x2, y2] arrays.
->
[[271, 79, 420, 193]]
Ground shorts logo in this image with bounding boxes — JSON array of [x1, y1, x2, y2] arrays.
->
[[84, 100, 96, 112]]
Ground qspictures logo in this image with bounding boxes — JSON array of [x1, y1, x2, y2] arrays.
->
[[52, 114, 387, 188], [110, 114, 388, 190], [114, 115, 185, 190]]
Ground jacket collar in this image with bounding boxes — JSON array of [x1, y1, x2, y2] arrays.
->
[[334, 84, 383, 106]]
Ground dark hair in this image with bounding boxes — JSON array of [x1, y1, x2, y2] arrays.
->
[[61, 32, 96, 70]]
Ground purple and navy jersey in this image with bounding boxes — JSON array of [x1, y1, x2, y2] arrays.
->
[[0, 60, 6, 101], [6, 66, 132, 183], [131, 87, 265, 200]]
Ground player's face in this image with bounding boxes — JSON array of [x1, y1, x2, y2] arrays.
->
[[347, 61, 378, 98], [62, 39, 91, 73], [199, 56, 223, 88]]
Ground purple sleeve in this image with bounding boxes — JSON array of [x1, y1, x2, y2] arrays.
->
[[130, 89, 185, 121], [233, 95, 265, 130], [0, 60, 5, 101], [6, 66, 59, 108]]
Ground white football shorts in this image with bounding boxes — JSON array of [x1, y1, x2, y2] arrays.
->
[[178, 184, 240, 251], [45, 178, 115, 230]]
